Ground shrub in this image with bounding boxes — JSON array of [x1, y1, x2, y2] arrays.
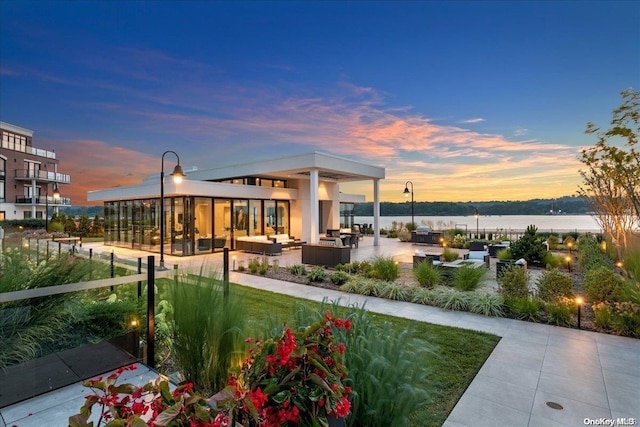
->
[[368, 256, 399, 282], [397, 230, 412, 242], [452, 265, 485, 291], [451, 234, 467, 249], [169, 276, 246, 395], [622, 250, 640, 283], [442, 248, 459, 262], [542, 252, 563, 269], [583, 266, 625, 303], [504, 296, 544, 322], [336, 262, 358, 274], [271, 259, 279, 273], [431, 286, 470, 311], [468, 292, 504, 317], [378, 283, 413, 301], [341, 276, 384, 296], [610, 302, 640, 337], [546, 297, 575, 326], [413, 261, 442, 288], [307, 266, 328, 282], [386, 229, 398, 238], [592, 302, 613, 330], [287, 264, 307, 276], [536, 269, 574, 302], [329, 270, 351, 286], [577, 235, 611, 272], [498, 264, 530, 298], [546, 235, 560, 250], [258, 258, 269, 275], [496, 247, 512, 261], [509, 225, 547, 266], [248, 258, 260, 274], [412, 287, 434, 305]]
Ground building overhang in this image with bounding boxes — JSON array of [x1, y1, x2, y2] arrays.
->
[[186, 152, 385, 183]]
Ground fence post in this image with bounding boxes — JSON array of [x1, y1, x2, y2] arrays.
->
[[110, 251, 115, 292], [137, 257, 142, 299], [58, 241, 61, 256], [223, 247, 230, 301], [174, 264, 178, 286], [36, 239, 40, 264], [46, 239, 49, 259], [147, 255, 156, 369]]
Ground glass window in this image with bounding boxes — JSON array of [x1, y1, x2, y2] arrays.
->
[[214, 199, 231, 251], [233, 200, 248, 238], [194, 197, 213, 253], [248, 200, 262, 236], [264, 200, 276, 235], [276, 201, 289, 235]]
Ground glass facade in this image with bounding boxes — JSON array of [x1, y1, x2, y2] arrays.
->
[[104, 196, 289, 256], [340, 202, 355, 228]]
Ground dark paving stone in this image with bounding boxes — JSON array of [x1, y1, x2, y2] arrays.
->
[[0, 354, 80, 408], [57, 341, 137, 380]]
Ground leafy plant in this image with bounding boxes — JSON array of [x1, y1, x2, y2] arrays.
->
[[431, 286, 470, 311], [452, 264, 485, 291], [169, 274, 246, 395], [542, 251, 563, 268], [412, 287, 434, 305], [442, 248, 459, 262], [468, 292, 504, 317], [248, 258, 260, 274], [546, 235, 560, 250], [259, 258, 270, 275], [509, 225, 548, 266], [498, 264, 530, 298], [583, 266, 625, 303], [496, 247, 512, 261], [592, 302, 613, 330], [504, 296, 544, 322], [271, 259, 280, 274], [413, 261, 442, 288], [546, 297, 575, 326], [536, 268, 574, 302], [368, 256, 399, 282], [378, 283, 413, 301], [287, 264, 307, 276], [610, 301, 640, 337], [329, 270, 351, 286], [307, 265, 328, 282]]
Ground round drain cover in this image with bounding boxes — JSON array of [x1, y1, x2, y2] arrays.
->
[[545, 401, 564, 410]]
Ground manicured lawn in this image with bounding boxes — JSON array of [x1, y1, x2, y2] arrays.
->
[[226, 283, 500, 427]]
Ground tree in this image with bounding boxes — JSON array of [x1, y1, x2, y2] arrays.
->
[[509, 224, 547, 266], [578, 88, 640, 259], [77, 213, 92, 237]]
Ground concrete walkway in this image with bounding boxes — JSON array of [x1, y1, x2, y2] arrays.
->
[[2, 238, 639, 426]]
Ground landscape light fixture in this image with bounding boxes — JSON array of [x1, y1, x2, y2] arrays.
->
[[45, 184, 61, 232], [575, 296, 584, 329], [159, 150, 185, 270], [565, 255, 572, 273], [403, 181, 414, 231]]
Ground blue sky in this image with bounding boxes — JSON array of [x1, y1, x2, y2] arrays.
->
[[1, 1, 639, 205]]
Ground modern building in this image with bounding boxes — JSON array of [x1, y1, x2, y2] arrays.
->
[[0, 122, 71, 221], [88, 152, 384, 256]]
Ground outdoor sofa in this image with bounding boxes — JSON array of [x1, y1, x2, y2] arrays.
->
[[236, 235, 282, 255]]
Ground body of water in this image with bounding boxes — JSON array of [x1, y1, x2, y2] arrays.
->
[[354, 215, 602, 233]]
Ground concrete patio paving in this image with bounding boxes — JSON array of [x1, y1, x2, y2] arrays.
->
[[1, 237, 638, 426]]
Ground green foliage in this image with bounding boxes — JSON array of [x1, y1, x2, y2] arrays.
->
[[80, 299, 141, 340], [546, 235, 560, 250], [368, 256, 399, 282], [398, 230, 412, 242], [583, 266, 625, 303], [431, 287, 471, 311], [509, 225, 547, 266], [536, 269, 574, 302], [622, 250, 640, 283], [542, 251, 563, 269], [504, 296, 544, 322], [329, 270, 351, 286], [496, 247, 512, 261], [169, 276, 246, 395], [592, 302, 613, 330], [468, 293, 504, 317], [411, 287, 434, 305], [498, 264, 530, 298], [578, 235, 612, 272], [287, 264, 306, 276], [258, 258, 269, 275], [378, 283, 413, 301], [248, 258, 260, 274], [452, 264, 485, 291], [307, 265, 328, 282], [451, 234, 468, 249], [291, 303, 432, 427], [413, 261, 442, 288], [442, 247, 459, 262], [546, 297, 575, 326], [386, 229, 398, 238], [610, 302, 640, 337]]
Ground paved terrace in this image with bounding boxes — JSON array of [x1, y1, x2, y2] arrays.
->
[[2, 237, 639, 427]]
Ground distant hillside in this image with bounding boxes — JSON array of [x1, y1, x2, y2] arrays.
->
[[353, 196, 590, 216]]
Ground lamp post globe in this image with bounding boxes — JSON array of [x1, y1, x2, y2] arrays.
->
[[403, 181, 414, 231]]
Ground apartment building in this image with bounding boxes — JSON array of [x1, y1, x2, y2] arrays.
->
[[0, 121, 71, 220]]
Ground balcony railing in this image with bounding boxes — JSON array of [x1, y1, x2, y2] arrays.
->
[[13, 170, 71, 183], [0, 140, 56, 159], [15, 196, 72, 205]]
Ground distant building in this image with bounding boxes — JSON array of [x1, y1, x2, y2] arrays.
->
[[0, 121, 71, 220]]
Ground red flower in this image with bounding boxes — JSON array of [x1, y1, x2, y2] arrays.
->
[[248, 387, 268, 410]]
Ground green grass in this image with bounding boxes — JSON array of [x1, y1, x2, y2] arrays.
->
[[171, 280, 499, 427]]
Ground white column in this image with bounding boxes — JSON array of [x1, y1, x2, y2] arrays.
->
[[373, 178, 380, 246], [309, 169, 319, 244]]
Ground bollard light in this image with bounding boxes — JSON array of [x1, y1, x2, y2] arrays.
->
[[575, 296, 584, 329], [565, 255, 572, 272]]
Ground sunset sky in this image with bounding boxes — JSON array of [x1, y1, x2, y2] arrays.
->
[[1, 1, 639, 206]]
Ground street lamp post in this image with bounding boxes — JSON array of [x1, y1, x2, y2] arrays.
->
[[45, 183, 60, 232], [159, 151, 185, 270], [403, 181, 414, 231], [474, 208, 479, 238]]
